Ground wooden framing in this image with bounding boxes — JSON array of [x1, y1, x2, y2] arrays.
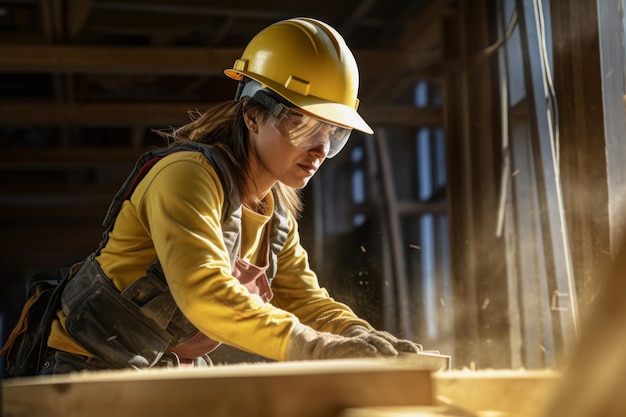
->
[[550, 0, 612, 314], [0, 102, 442, 128], [516, 0, 579, 354], [443, 0, 510, 369], [0, 45, 435, 77], [3, 365, 565, 417], [442, 0, 617, 370], [596, 0, 626, 253], [2, 359, 434, 417]]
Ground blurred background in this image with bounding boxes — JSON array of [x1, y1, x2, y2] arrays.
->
[[0, 0, 625, 371]]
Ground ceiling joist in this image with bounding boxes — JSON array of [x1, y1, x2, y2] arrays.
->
[[0, 102, 443, 128], [0, 45, 438, 76]]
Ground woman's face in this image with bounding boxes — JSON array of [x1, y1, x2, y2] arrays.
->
[[244, 107, 328, 194]]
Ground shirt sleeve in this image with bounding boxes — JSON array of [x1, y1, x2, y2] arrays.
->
[[270, 216, 373, 335], [134, 152, 299, 361]]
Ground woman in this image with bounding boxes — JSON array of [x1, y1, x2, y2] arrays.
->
[[38, 17, 422, 374]]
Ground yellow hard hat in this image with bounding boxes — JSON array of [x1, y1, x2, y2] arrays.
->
[[224, 17, 373, 134]]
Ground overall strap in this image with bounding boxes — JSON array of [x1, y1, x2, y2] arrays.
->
[[98, 141, 289, 278], [97, 142, 241, 266], [268, 188, 289, 280]]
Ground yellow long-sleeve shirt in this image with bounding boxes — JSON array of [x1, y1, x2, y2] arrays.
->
[[48, 150, 371, 361]]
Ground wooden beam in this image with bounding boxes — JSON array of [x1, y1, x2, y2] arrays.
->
[[442, 5, 480, 370], [0, 102, 206, 126], [67, 0, 93, 39], [40, 0, 64, 43], [2, 359, 434, 417], [0, 45, 241, 76], [395, 0, 456, 52], [517, 0, 579, 350], [550, 0, 611, 313], [0, 102, 443, 128], [89, 0, 323, 20], [0, 45, 436, 76], [433, 370, 560, 417]]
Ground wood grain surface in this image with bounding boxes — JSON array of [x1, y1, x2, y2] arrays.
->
[[2, 358, 434, 417]]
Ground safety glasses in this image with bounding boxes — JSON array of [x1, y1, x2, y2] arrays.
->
[[269, 103, 352, 158]]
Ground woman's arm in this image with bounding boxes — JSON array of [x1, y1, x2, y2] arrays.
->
[[270, 217, 373, 335]]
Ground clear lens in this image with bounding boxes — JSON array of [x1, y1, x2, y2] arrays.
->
[[270, 104, 352, 158]]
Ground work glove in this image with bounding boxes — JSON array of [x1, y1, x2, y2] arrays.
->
[[286, 323, 382, 361], [342, 325, 423, 355]]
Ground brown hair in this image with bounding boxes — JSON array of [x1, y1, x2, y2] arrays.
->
[[156, 99, 303, 218]]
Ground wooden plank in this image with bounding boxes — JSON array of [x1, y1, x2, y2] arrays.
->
[[339, 370, 561, 417], [0, 45, 241, 76], [510, 119, 555, 369], [2, 359, 434, 417], [596, 0, 626, 253], [442, 4, 480, 370], [550, 0, 611, 314], [0, 102, 443, 128], [515, 0, 579, 351], [0, 45, 434, 76], [434, 370, 560, 417], [463, 0, 511, 369]]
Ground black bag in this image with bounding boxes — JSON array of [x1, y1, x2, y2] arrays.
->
[[0, 267, 69, 378]]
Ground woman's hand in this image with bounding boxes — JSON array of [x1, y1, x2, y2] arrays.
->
[[341, 325, 423, 355]]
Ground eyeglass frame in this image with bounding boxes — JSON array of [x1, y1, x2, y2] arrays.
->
[[237, 79, 352, 158]]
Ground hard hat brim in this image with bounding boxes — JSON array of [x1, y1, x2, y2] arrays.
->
[[299, 101, 374, 135], [225, 69, 374, 135]]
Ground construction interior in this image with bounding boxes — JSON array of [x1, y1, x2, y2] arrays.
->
[[2, 0, 626, 416]]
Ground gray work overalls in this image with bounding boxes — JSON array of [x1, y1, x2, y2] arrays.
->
[[55, 142, 289, 369]]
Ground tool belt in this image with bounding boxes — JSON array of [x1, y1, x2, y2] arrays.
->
[[61, 255, 203, 369]]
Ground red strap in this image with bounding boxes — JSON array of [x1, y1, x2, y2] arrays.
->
[[122, 157, 162, 201]]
